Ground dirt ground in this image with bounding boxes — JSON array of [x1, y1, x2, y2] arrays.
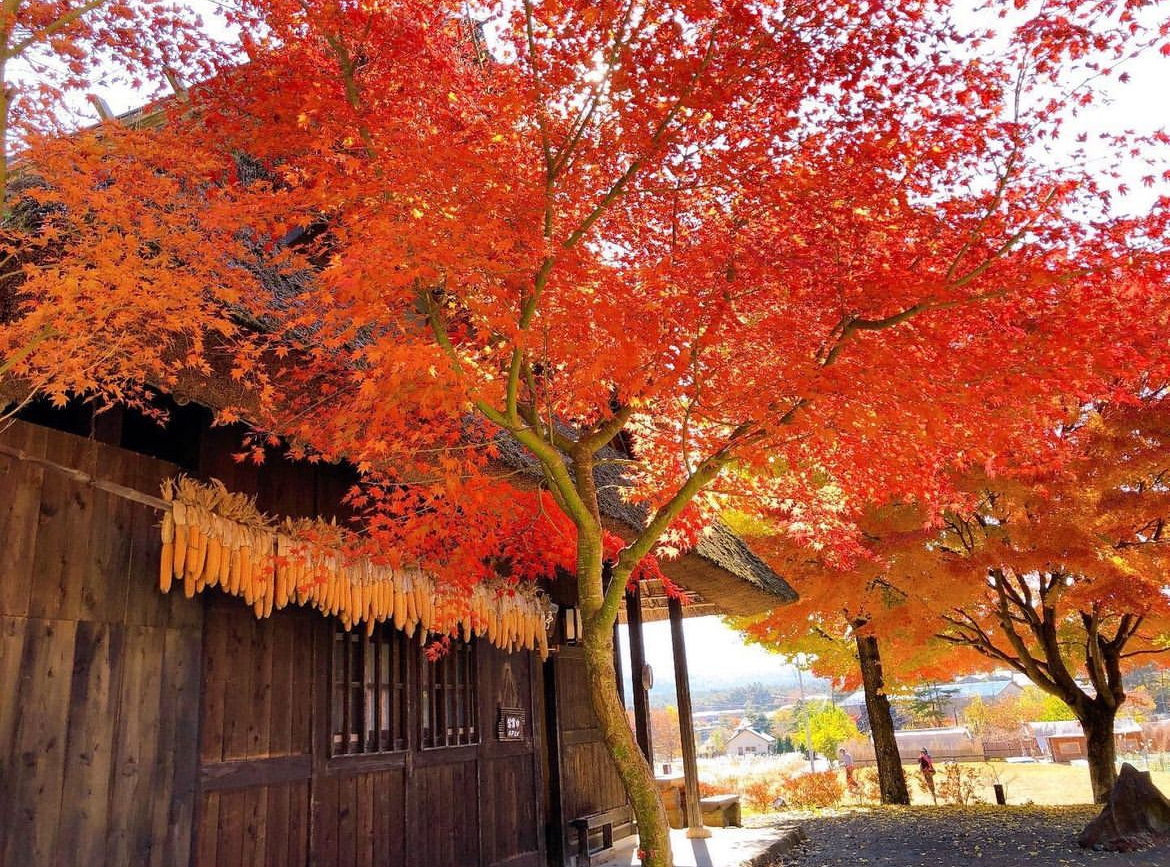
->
[[770, 806, 1170, 867]]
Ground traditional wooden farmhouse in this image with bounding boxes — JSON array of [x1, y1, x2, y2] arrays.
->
[[0, 395, 795, 867]]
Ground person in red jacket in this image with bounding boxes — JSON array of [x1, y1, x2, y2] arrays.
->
[[918, 748, 937, 804]]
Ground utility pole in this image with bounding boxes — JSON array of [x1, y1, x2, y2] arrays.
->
[[795, 655, 815, 774]]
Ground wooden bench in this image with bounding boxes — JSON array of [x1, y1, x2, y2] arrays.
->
[[700, 794, 742, 828], [569, 805, 635, 867]]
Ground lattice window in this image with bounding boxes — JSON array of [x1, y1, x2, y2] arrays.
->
[[421, 640, 478, 748], [330, 623, 409, 755]]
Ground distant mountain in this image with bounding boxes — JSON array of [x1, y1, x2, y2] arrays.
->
[[636, 668, 834, 709]]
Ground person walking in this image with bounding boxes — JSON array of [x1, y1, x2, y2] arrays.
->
[[918, 747, 937, 804], [838, 746, 858, 795]]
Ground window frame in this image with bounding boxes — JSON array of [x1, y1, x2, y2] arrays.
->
[[328, 621, 410, 757], [420, 638, 480, 749]]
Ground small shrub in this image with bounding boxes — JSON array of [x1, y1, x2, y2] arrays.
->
[[911, 768, 936, 802], [778, 770, 844, 809], [936, 762, 987, 805], [698, 779, 722, 799], [853, 766, 882, 803], [741, 777, 781, 811]]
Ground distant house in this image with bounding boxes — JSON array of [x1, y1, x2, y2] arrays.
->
[[1026, 719, 1143, 762], [950, 678, 1025, 707], [725, 727, 776, 757], [894, 726, 982, 761], [843, 726, 984, 765]]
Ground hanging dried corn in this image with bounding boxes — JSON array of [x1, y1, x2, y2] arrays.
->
[[157, 476, 551, 657]]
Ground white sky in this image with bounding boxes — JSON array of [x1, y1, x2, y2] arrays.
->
[[618, 616, 797, 689]]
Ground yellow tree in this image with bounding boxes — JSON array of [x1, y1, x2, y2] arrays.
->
[[650, 706, 682, 765]]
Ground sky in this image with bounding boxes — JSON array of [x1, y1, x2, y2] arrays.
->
[[617, 616, 803, 693]]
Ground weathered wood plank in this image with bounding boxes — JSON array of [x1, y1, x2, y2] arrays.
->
[[1, 619, 77, 867], [121, 497, 169, 629], [267, 613, 294, 758], [258, 453, 316, 519], [263, 783, 289, 867], [200, 755, 313, 791], [313, 464, 356, 523], [78, 451, 134, 624], [222, 607, 256, 761], [196, 792, 221, 867], [0, 423, 47, 617], [336, 774, 357, 867], [197, 425, 259, 497], [311, 775, 339, 867], [389, 767, 407, 867], [239, 784, 268, 867], [122, 464, 199, 631], [105, 624, 165, 867], [353, 773, 373, 867], [200, 599, 231, 765], [152, 626, 201, 867], [460, 760, 480, 866], [290, 615, 315, 755], [53, 621, 122, 867], [372, 769, 392, 867], [246, 616, 274, 759], [213, 788, 246, 867], [0, 616, 29, 803], [286, 781, 310, 867], [28, 433, 96, 621]]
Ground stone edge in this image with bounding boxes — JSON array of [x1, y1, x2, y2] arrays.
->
[[747, 824, 808, 867]]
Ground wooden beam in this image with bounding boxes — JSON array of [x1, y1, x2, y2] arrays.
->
[[0, 441, 166, 510], [613, 619, 625, 708], [87, 94, 115, 121], [669, 596, 710, 839], [625, 585, 653, 765]]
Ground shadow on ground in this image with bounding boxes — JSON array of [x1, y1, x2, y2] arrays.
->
[[765, 806, 1170, 867]]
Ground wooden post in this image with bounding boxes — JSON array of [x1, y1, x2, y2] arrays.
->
[[669, 596, 710, 838], [625, 584, 653, 765], [613, 619, 626, 708]]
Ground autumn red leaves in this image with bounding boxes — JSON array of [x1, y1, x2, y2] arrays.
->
[[4, 0, 1170, 857]]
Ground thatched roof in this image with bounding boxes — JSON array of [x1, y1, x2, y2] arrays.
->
[[492, 431, 796, 621]]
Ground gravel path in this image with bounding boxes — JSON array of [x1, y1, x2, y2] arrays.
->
[[768, 806, 1170, 867]]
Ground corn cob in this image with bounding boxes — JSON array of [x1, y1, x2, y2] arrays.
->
[[159, 510, 175, 593]]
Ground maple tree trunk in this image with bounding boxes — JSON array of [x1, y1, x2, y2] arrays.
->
[[575, 525, 673, 867], [1081, 704, 1120, 804], [855, 631, 910, 804], [583, 614, 673, 867]]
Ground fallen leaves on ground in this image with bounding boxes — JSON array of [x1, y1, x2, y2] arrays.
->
[[760, 805, 1170, 867]]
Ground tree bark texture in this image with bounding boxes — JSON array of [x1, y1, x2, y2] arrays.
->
[[583, 619, 674, 867], [855, 631, 910, 805], [1082, 704, 1121, 804]]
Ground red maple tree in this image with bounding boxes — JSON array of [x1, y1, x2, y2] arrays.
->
[[750, 395, 1170, 804]]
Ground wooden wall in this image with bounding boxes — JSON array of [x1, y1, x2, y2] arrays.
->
[[0, 416, 557, 867], [544, 647, 629, 862], [192, 422, 548, 867], [195, 601, 545, 867], [0, 421, 203, 867]]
